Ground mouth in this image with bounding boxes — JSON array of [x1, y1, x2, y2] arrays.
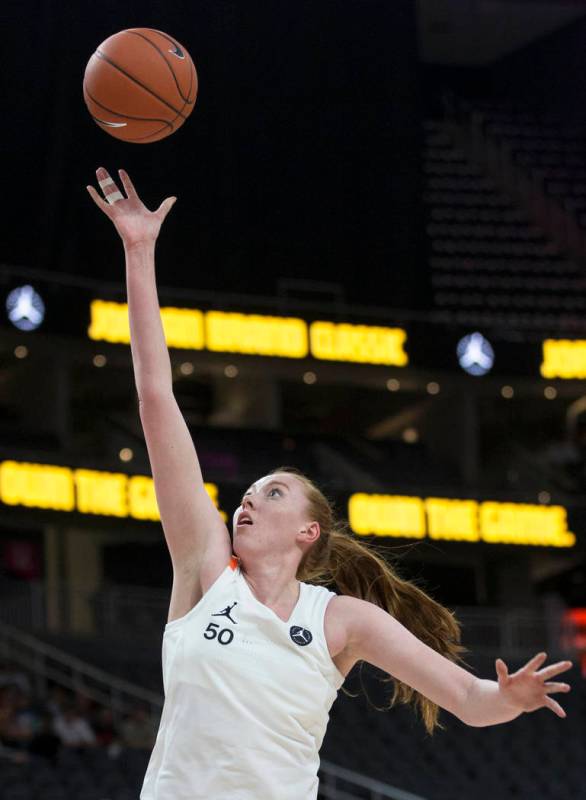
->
[[237, 514, 254, 527]]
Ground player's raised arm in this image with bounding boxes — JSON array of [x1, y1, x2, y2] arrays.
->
[[86, 168, 231, 579]]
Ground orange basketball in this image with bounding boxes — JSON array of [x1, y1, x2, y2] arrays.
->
[[83, 28, 197, 143]]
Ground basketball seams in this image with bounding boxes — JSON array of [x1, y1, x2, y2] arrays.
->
[[94, 120, 170, 142], [85, 79, 188, 143], [184, 55, 194, 105], [84, 87, 173, 129], [173, 73, 195, 122], [95, 49, 186, 119], [146, 29, 182, 50], [126, 30, 193, 105], [188, 57, 197, 104], [144, 28, 197, 104], [121, 124, 173, 143], [84, 28, 196, 143]]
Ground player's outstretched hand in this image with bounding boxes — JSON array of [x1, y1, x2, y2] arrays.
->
[[495, 652, 572, 718], [86, 167, 176, 250]]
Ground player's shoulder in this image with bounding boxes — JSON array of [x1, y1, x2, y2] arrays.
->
[[325, 594, 388, 654], [324, 594, 369, 654], [327, 593, 371, 617]]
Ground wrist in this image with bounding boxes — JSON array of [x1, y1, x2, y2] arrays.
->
[[123, 239, 157, 255], [464, 678, 522, 727]]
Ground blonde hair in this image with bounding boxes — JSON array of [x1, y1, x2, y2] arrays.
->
[[270, 466, 470, 735]]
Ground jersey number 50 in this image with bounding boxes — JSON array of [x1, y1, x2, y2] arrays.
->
[[203, 622, 234, 646]]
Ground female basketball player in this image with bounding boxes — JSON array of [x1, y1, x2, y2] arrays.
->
[[87, 168, 573, 800]]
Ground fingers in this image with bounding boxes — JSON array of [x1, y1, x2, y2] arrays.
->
[[86, 184, 111, 214], [544, 695, 567, 718], [543, 682, 571, 694], [88, 168, 175, 222], [495, 658, 509, 682], [536, 660, 573, 680], [525, 652, 548, 671], [118, 169, 138, 199], [155, 196, 177, 221], [96, 167, 124, 205]]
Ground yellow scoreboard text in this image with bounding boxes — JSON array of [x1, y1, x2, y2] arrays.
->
[[0, 461, 577, 547], [348, 493, 576, 547], [0, 460, 226, 523], [205, 311, 307, 358], [88, 300, 408, 367], [310, 322, 408, 366], [541, 339, 586, 379]]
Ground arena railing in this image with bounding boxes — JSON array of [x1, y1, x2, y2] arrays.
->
[[319, 760, 427, 800], [0, 580, 577, 662], [0, 619, 163, 725]]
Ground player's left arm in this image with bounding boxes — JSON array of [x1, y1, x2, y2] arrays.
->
[[337, 596, 572, 727]]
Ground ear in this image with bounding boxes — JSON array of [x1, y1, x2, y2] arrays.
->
[[300, 521, 320, 545]]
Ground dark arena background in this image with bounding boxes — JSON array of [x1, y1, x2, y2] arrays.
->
[[2, 1, 586, 798]]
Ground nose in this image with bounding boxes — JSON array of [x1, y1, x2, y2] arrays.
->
[[242, 495, 255, 510]]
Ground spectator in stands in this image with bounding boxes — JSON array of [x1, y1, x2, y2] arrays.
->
[[73, 689, 95, 718], [93, 705, 125, 758], [0, 686, 35, 752], [11, 685, 39, 739], [93, 706, 117, 747], [120, 705, 156, 750], [53, 703, 97, 749], [28, 711, 61, 764], [45, 683, 69, 720]]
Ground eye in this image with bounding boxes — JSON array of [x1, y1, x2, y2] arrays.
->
[[268, 487, 282, 497]]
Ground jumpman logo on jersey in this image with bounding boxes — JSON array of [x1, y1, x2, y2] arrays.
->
[[211, 601, 238, 624]]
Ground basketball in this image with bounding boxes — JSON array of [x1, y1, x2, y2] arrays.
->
[[83, 28, 197, 143]]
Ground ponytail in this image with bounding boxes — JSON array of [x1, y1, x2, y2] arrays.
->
[[271, 467, 470, 735]]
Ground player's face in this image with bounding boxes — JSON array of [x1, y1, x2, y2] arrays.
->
[[232, 473, 311, 554]]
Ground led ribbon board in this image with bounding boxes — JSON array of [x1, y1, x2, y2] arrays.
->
[[309, 321, 407, 365], [541, 339, 586, 379], [0, 461, 576, 547], [348, 493, 576, 548], [0, 460, 225, 522], [88, 300, 408, 366]]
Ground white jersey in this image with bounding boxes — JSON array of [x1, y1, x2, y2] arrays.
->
[[140, 555, 345, 800]]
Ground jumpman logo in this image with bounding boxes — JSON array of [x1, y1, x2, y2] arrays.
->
[[211, 601, 238, 624]]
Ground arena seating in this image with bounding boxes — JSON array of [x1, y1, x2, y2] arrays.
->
[[0, 748, 149, 800], [1, 653, 583, 800], [320, 652, 584, 800], [472, 100, 586, 233], [423, 119, 586, 324]]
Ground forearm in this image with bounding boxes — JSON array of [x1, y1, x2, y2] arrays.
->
[[462, 677, 523, 727], [125, 241, 173, 399]]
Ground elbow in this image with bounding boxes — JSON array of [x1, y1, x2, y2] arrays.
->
[[459, 714, 483, 728], [138, 387, 175, 409], [456, 706, 483, 728], [455, 708, 473, 727]]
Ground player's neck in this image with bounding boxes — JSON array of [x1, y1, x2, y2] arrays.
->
[[241, 561, 300, 608]]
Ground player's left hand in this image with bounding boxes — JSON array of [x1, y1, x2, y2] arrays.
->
[[496, 652, 572, 718]]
